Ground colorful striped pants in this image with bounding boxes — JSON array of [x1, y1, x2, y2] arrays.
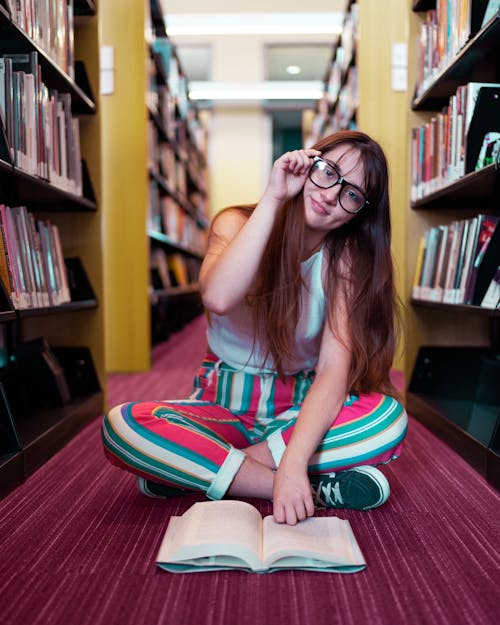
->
[[102, 353, 408, 500]]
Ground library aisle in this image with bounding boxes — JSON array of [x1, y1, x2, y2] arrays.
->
[[0, 313, 498, 625]]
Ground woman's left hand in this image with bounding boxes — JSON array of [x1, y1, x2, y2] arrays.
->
[[272, 460, 316, 525]]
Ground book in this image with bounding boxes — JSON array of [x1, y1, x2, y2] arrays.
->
[[480, 266, 500, 309], [156, 500, 366, 574]]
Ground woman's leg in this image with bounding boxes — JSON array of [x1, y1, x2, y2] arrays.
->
[[103, 399, 257, 500], [261, 392, 408, 510], [265, 392, 408, 474]]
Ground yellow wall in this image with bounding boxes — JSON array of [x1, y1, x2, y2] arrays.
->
[[357, 0, 410, 371], [100, 0, 151, 373]]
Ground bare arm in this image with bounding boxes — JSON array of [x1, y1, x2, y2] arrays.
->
[[272, 289, 352, 525], [200, 148, 320, 314]]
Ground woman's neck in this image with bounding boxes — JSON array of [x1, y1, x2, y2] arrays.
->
[[302, 229, 326, 260]]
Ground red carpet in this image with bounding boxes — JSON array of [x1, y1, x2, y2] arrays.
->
[[0, 315, 499, 625]]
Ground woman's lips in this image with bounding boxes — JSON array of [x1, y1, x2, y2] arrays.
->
[[310, 198, 329, 216]]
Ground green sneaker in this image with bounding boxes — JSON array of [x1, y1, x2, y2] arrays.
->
[[136, 476, 186, 499], [310, 466, 390, 510]]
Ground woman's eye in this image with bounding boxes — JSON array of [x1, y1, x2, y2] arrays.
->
[[322, 165, 335, 178], [345, 187, 360, 201]]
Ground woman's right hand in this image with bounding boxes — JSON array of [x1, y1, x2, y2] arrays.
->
[[263, 148, 321, 205]]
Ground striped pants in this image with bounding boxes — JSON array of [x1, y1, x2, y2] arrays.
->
[[102, 353, 408, 500]]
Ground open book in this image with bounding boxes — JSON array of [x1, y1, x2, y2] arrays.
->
[[156, 500, 366, 573]]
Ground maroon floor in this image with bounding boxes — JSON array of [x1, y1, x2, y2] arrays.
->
[[0, 315, 499, 625]]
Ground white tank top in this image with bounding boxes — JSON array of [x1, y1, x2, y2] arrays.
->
[[207, 248, 326, 374]]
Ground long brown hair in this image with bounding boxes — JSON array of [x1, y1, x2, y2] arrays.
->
[[211, 130, 400, 395]]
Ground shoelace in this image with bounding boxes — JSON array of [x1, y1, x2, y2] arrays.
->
[[313, 480, 344, 507]]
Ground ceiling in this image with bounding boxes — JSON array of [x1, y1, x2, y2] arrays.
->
[[162, 0, 348, 100]]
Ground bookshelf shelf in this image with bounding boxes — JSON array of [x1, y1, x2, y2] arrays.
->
[[148, 230, 204, 259], [0, 3, 104, 498], [151, 283, 200, 301], [407, 4, 500, 490], [412, 15, 500, 111], [0, 163, 97, 211], [410, 298, 499, 318], [411, 164, 500, 210], [0, 6, 95, 115], [16, 299, 98, 319]]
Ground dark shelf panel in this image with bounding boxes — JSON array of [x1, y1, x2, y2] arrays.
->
[[151, 284, 200, 300], [0, 310, 16, 322], [16, 299, 98, 319], [0, 449, 23, 498], [0, 160, 97, 211], [411, 298, 500, 317], [148, 229, 204, 259], [15, 392, 102, 476], [0, 6, 96, 115], [412, 0, 435, 11], [412, 15, 500, 111], [407, 392, 499, 490], [74, 0, 96, 16], [411, 164, 500, 210]]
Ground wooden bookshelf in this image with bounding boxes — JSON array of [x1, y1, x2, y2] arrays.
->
[[101, 0, 208, 372], [0, 2, 104, 498], [406, 1, 499, 490], [305, 0, 359, 144]]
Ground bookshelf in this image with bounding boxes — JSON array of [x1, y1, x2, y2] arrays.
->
[[406, 1, 500, 489], [101, 0, 207, 371], [147, 0, 208, 345], [0, 0, 104, 497], [305, 0, 359, 145]]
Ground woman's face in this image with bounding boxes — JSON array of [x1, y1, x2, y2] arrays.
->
[[302, 145, 366, 238]]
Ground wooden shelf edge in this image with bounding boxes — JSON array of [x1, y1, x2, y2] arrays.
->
[[411, 164, 499, 210], [410, 298, 500, 317], [16, 299, 98, 319], [148, 229, 205, 259], [406, 392, 499, 490]]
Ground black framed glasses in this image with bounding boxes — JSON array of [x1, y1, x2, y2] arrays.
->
[[308, 156, 369, 214]]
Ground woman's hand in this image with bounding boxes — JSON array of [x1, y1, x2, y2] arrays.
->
[[263, 148, 321, 205], [272, 458, 316, 525]]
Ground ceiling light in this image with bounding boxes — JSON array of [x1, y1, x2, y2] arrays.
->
[[188, 81, 324, 101], [166, 13, 343, 37], [286, 65, 302, 75]]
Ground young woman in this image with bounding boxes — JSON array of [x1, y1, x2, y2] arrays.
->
[[102, 130, 408, 526]]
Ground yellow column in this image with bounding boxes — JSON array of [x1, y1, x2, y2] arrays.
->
[[100, 0, 150, 372], [357, 0, 410, 371]]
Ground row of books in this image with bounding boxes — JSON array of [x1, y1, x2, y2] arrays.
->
[[2, 0, 75, 79], [410, 82, 499, 202], [324, 2, 358, 105], [415, 2, 493, 97], [0, 204, 70, 310], [412, 213, 499, 308], [148, 182, 207, 255], [0, 52, 82, 194], [150, 248, 201, 290]]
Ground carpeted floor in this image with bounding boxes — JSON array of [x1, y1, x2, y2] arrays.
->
[[0, 315, 499, 625]]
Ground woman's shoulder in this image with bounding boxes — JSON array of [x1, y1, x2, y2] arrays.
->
[[209, 205, 254, 239]]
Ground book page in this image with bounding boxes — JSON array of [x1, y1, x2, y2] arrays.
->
[[156, 500, 263, 571], [262, 515, 365, 570]]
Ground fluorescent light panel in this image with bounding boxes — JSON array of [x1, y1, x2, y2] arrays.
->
[[166, 13, 343, 36], [188, 81, 324, 101]]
